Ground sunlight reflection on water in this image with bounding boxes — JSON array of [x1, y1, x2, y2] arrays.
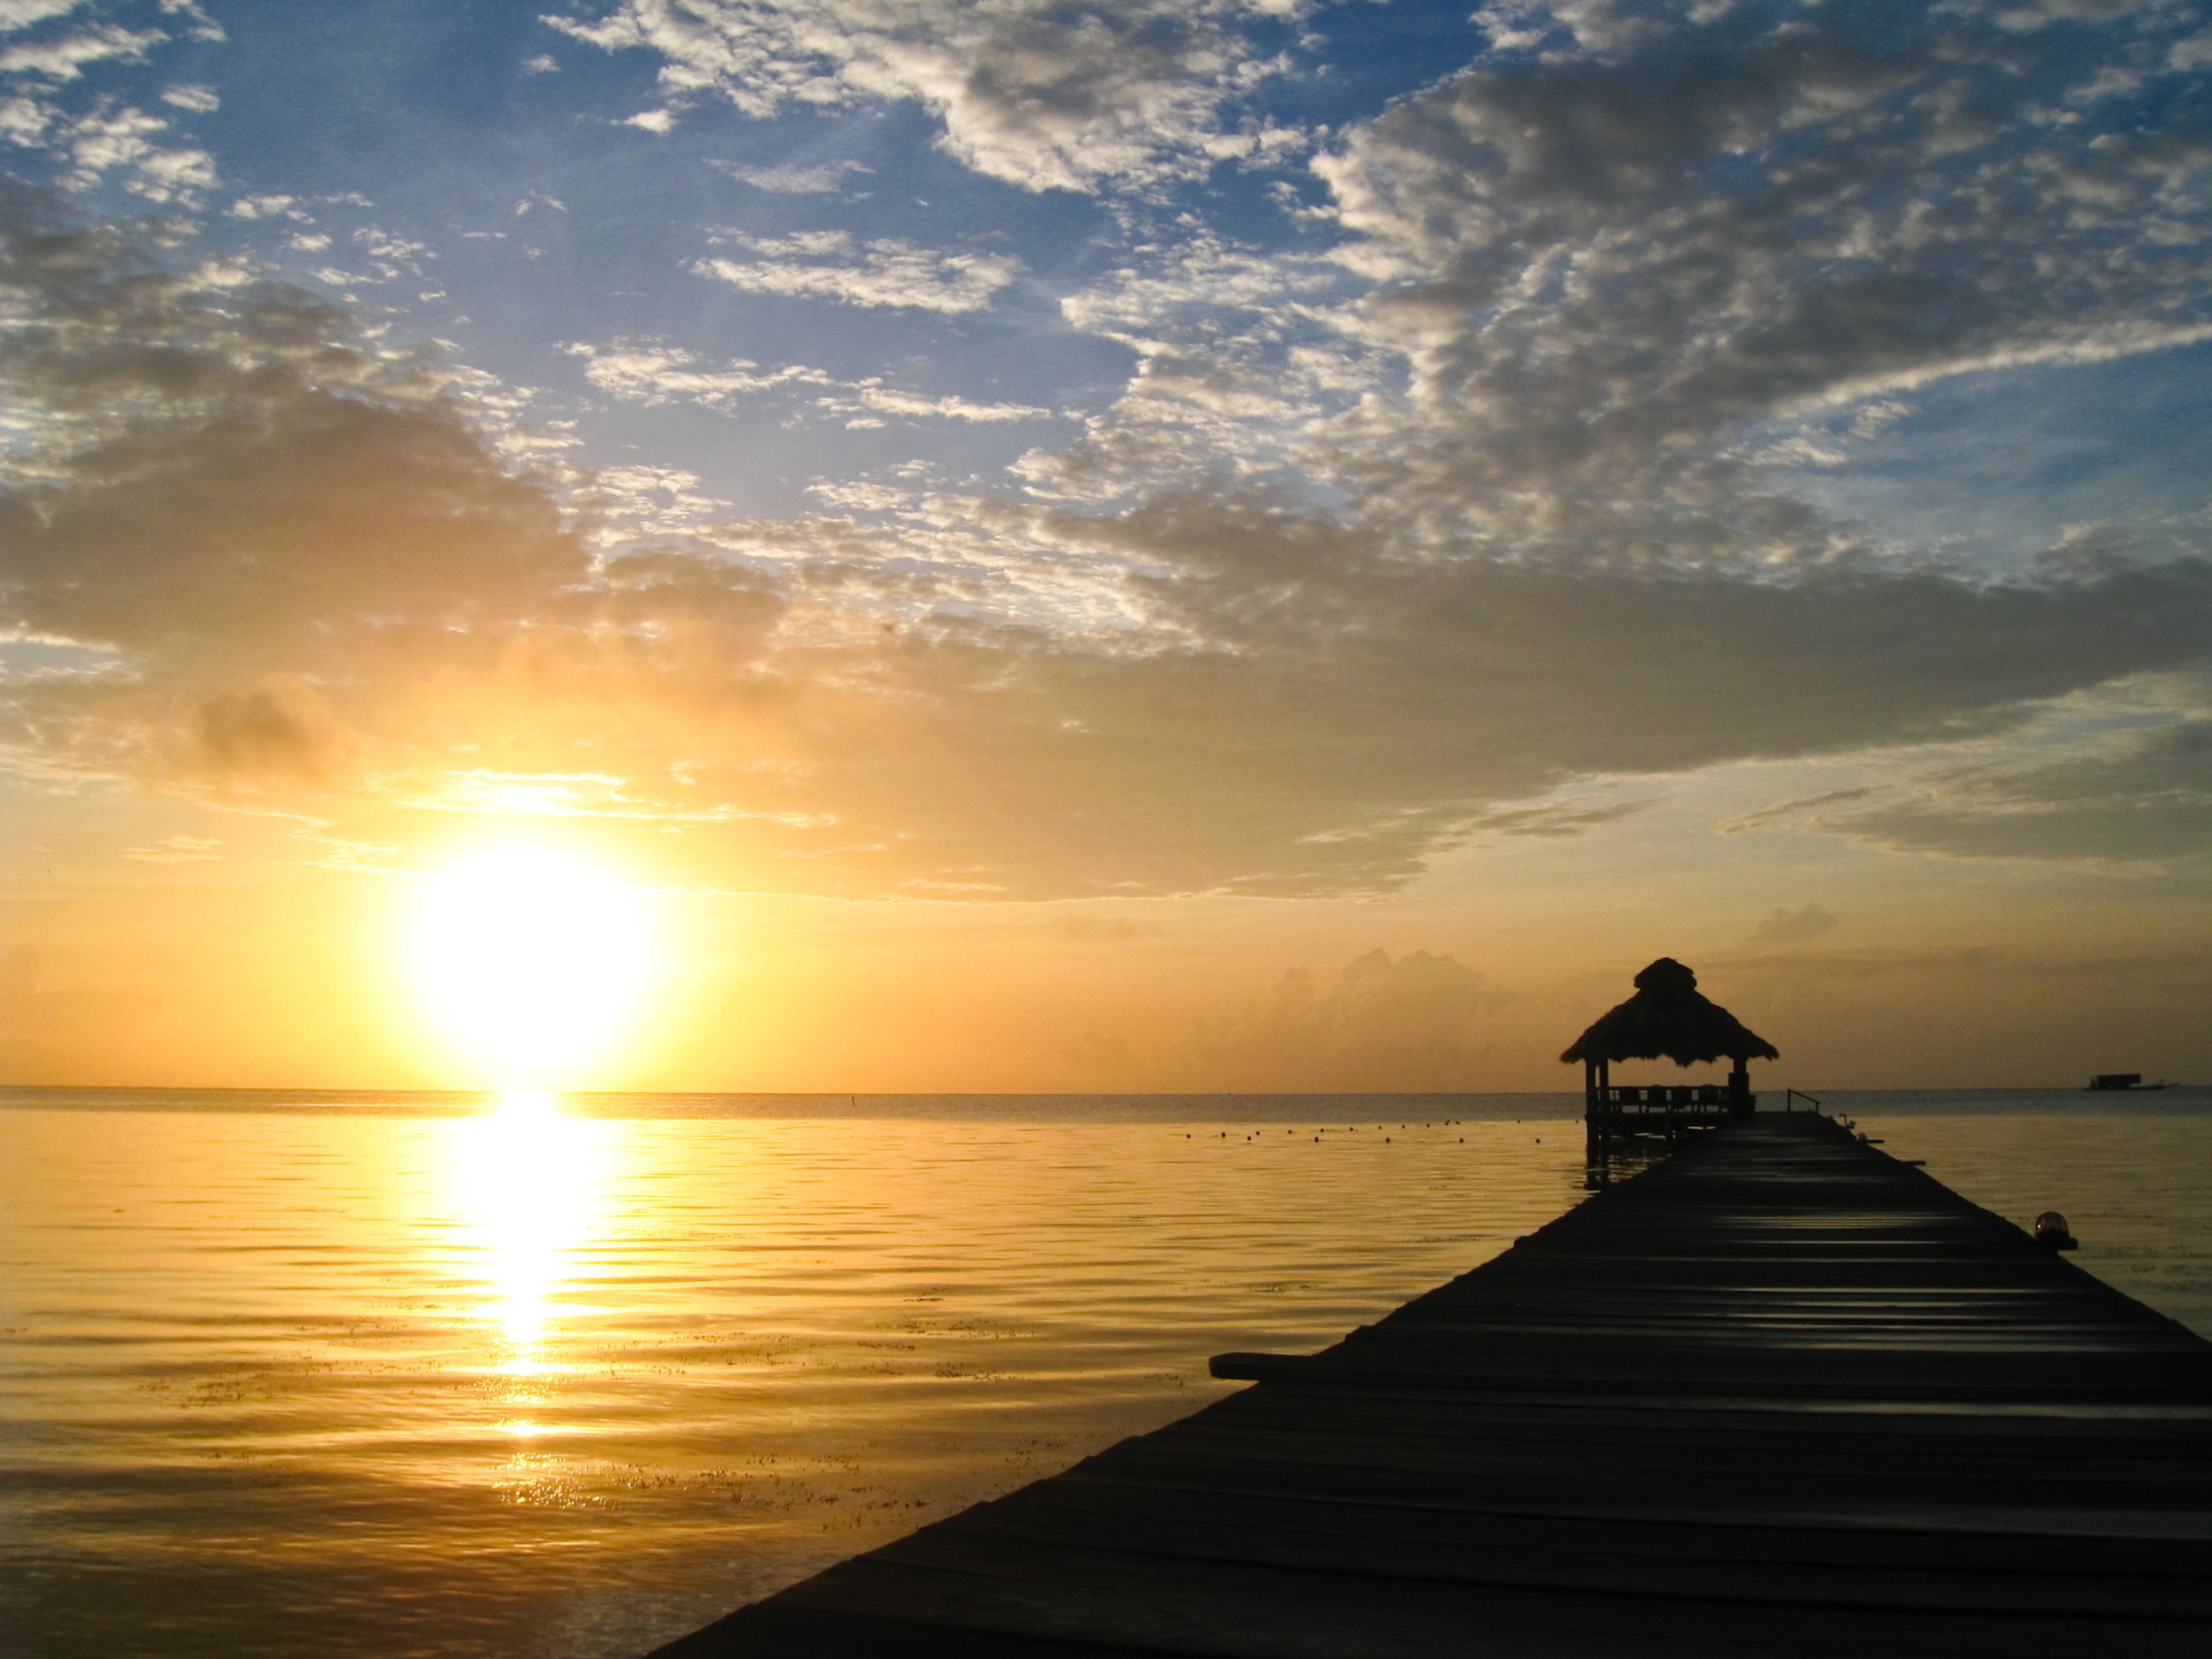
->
[[0, 1089, 2205, 1659], [454, 1091, 611, 1382], [0, 1092, 1592, 1659]]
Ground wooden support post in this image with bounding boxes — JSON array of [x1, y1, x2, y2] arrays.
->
[[1729, 1058, 1751, 1116]]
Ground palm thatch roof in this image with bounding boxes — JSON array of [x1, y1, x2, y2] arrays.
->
[[1560, 958, 1779, 1067]]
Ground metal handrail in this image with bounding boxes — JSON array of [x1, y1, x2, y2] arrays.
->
[[1783, 1088, 1823, 1113]]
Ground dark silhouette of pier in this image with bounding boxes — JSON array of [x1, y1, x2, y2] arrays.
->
[[650, 1114, 2212, 1656]]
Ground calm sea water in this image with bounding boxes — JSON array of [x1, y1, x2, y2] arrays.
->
[[1, 1087, 2206, 1659]]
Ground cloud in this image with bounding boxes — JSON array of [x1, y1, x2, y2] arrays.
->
[[546, 0, 1306, 194], [692, 231, 1019, 313], [0, 4, 91, 33], [1292, 0, 2212, 562], [0, 21, 161, 81], [837, 382, 1051, 424], [192, 677, 348, 783], [567, 339, 1045, 423], [715, 157, 870, 194], [229, 193, 307, 221], [1035, 233, 1376, 499], [1719, 787, 1875, 836], [4, 176, 2212, 901], [1749, 904, 1840, 947], [1457, 794, 1660, 840], [567, 339, 804, 410], [1, 98, 218, 201], [1818, 714, 2212, 865], [122, 833, 220, 862], [0, 179, 641, 793]]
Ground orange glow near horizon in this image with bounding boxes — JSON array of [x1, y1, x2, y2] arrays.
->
[[411, 844, 656, 1090]]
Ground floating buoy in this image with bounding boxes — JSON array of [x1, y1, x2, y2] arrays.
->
[[2033, 1211, 2079, 1251]]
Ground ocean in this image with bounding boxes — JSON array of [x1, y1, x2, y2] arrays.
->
[[2, 1087, 2206, 1659]]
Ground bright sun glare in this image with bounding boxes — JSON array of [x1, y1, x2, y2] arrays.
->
[[413, 847, 654, 1087]]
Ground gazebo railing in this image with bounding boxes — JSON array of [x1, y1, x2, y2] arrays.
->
[[1596, 1083, 1733, 1110]]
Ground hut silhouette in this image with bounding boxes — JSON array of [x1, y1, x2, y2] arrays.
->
[[1564, 959, 1777, 1148]]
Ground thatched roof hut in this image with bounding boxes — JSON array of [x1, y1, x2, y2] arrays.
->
[[1561, 958, 1778, 1069]]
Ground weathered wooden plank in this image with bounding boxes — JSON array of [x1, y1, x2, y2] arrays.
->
[[647, 1115, 2212, 1657]]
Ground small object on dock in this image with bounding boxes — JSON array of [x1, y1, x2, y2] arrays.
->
[[2033, 1210, 2079, 1250], [1207, 1351, 1308, 1381]]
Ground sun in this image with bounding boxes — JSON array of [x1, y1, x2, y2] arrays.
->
[[412, 844, 655, 1088]]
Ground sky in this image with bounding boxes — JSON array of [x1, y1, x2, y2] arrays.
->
[[2, 0, 2211, 1093]]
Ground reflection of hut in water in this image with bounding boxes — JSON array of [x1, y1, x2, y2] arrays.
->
[[1563, 959, 1778, 1147]]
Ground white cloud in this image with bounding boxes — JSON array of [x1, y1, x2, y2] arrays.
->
[[0, 92, 45, 142], [55, 104, 214, 200], [0, 21, 160, 80], [714, 157, 870, 194], [0, 2, 87, 32], [351, 227, 432, 278], [580, 463, 731, 538], [1036, 233, 1379, 498], [623, 107, 673, 133], [546, 0, 1311, 194], [567, 339, 831, 409], [568, 339, 1049, 424], [841, 383, 1051, 423], [1030, 0, 2211, 572], [693, 230, 1019, 313], [229, 194, 305, 221], [156, 1, 222, 43]]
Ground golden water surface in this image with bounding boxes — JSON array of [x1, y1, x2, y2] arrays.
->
[[3, 1090, 2207, 1659], [0, 1092, 1591, 1659]]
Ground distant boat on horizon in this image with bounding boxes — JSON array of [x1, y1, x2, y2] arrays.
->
[[2086, 1072, 2175, 1092]]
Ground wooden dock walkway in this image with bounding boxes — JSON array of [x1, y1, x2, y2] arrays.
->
[[650, 1113, 2212, 1657]]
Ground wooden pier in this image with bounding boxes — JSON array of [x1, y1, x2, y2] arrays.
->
[[651, 1114, 2212, 1657]]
